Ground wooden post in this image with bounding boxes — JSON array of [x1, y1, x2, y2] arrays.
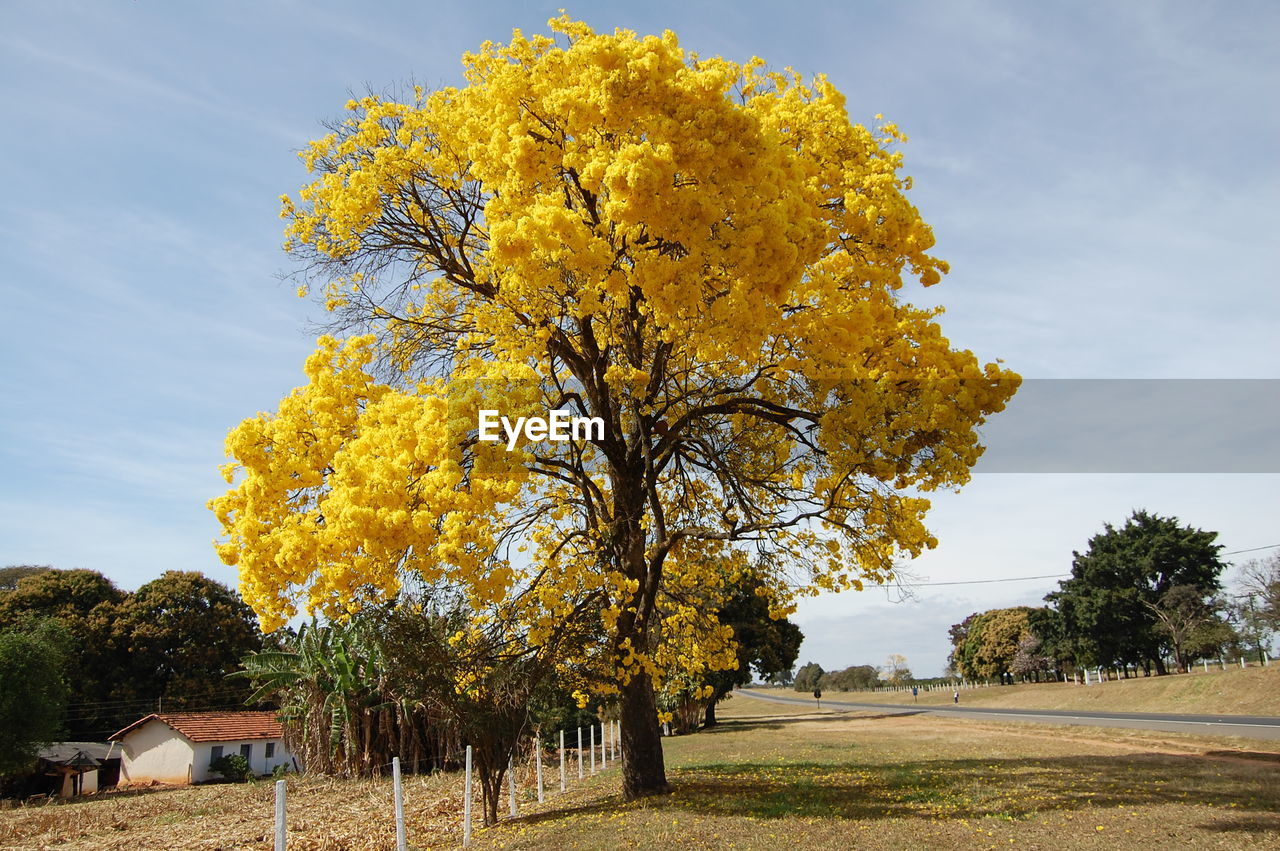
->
[[508, 754, 516, 817], [464, 745, 473, 847], [393, 756, 406, 851], [274, 779, 286, 851], [600, 723, 607, 769], [559, 729, 566, 792], [589, 725, 596, 774], [577, 727, 583, 779], [535, 734, 544, 803]]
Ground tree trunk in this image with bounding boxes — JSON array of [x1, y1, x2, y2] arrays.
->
[[704, 699, 718, 728], [619, 671, 670, 800]]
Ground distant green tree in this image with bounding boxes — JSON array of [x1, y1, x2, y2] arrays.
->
[[947, 612, 980, 677], [820, 664, 880, 691], [114, 571, 264, 711], [793, 662, 825, 693], [0, 569, 124, 738], [1045, 511, 1226, 675], [0, 568, 265, 738], [701, 573, 803, 726], [0, 620, 70, 775]]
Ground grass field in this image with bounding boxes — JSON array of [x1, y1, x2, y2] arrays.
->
[[764, 663, 1280, 717], [4, 688, 1279, 850]]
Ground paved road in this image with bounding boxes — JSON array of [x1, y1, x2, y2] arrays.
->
[[735, 688, 1280, 740]]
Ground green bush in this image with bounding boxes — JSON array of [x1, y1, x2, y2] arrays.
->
[[210, 753, 251, 783]]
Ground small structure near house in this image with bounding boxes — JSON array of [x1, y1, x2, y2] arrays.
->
[[110, 711, 296, 786], [19, 742, 119, 798]]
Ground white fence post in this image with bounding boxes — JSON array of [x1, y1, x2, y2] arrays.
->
[[508, 754, 517, 817], [590, 725, 597, 774], [1240, 656, 1246, 669], [601, 723, 607, 769], [274, 779, 286, 851], [614, 720, 619, 760], [577, 727, 584, 779], [559, 730, 566, 792], [1203, 659, 1209, 674], [393, 756, 406, 851], [464, 745, 473, 847], [535, 735, 544, 803]]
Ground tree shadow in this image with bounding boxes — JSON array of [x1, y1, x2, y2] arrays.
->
[[707, 711, 922, 734], [513, 752, 1280, 836], [1196, 814, 1280, 833], [9, 783, 182, 809]]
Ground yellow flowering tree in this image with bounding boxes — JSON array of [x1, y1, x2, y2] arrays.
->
[[211, 16, 1019, 799]]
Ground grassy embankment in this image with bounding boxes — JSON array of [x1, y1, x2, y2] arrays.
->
[[761, 662, 1280, 716], [4, 675, 1279, 850]]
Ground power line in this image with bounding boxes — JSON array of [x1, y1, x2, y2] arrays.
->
[[1224, 543, 1280, 556], [865, 544, 1280, 589], [865, 573, 1069, 589]]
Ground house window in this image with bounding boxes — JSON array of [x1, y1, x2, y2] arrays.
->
[[210, 745, 224, 765], [265, 742, 276, 759], [240, 744, 252, 761]]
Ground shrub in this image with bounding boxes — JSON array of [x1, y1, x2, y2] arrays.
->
[[210, 753, 251, 783]]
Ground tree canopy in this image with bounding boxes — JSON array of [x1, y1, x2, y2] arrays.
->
[[950, 606, 1040, 681], [0, 620, 70, 776], [0, 567, 264, 739], [210, 16, 1019, 798], [699, 571, 803, 726], [1045, 510, 1226, 675], [115, 571, 264, 711]]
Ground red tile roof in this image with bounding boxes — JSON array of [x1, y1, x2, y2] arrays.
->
[[110, 711, 284, 743]]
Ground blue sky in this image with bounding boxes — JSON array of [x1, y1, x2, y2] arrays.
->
[[2, 1, 1277, 676]]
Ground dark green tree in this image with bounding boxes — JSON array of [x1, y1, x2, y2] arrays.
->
[[820, 664, 880, 691], [0, 620, 70, 776], [701, 575, 803, 726], [114, 571, 264, 712], [1045, 511, 1226, 675], [793, 662, 825, 692], [0, 569, 124, 738]]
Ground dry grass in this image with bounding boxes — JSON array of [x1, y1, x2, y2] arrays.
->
[[4, 690, 1279, 849], [768, 663, 1280, 717], [0, 770, 489, 850], [469, 702, 1280, 850]]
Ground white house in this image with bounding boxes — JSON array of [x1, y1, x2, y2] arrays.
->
[[110, 711, 297, 785]]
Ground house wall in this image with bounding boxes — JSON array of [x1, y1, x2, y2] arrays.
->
[[118, 721, 298, 785], [119, 721, 196, 786], [192, 739, 297, 782]]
